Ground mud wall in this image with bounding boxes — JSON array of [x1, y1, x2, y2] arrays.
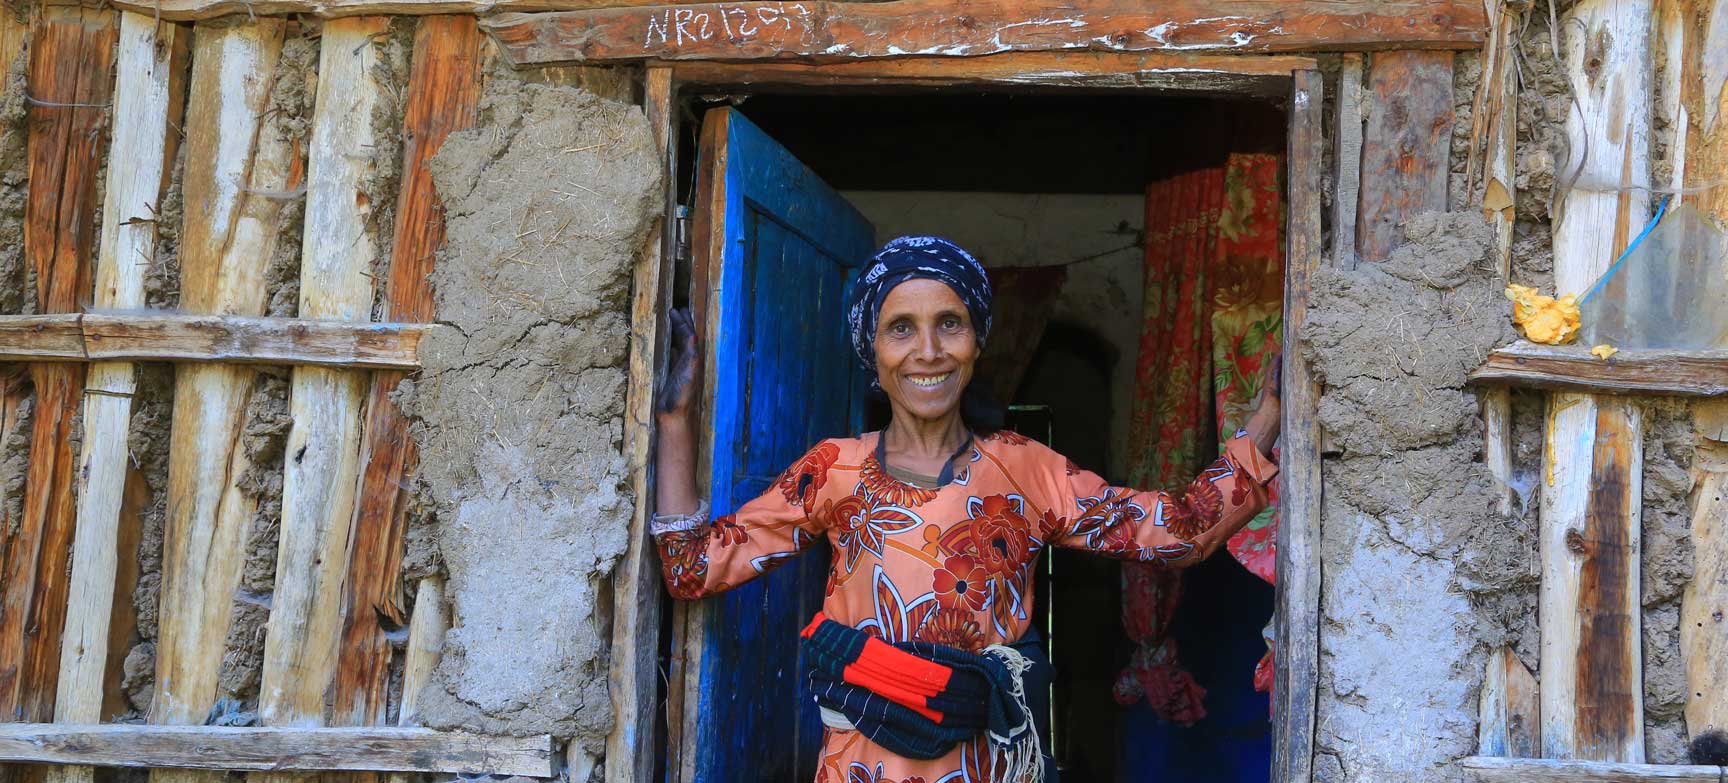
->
[[1305, 11, 1703, 778], [395, 67, 659, 769]]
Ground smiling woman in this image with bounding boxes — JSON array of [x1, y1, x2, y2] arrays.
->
[[650, 235, 1282, 783]]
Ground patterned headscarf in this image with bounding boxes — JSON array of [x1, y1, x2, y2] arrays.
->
[[846, 235, 993, 371]]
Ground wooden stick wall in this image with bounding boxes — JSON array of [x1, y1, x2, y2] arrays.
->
[[0, 7, 488, 779]]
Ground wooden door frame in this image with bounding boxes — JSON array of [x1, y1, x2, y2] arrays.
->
[[616, 52, 1326, 783]]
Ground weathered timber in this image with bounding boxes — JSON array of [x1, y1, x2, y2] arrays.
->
[[0, 316, 84, 359], [1355, 50, 1454, 264], [153, 29, 299, 783], [1683, 434, 1728, 737], [1540, 3, 1650, 761], [1331, 52, 1363, 269], [483, 0, 1488, 65], [0, 725, 553, 776], [1474, 0, 1521, 518], [1273, 67, 1323, 783], [104, 0, 722, 20], [49, 15, 186, 783], [1459, 757, 1726, 782], [671, 52, 1314, 95], [396, 578, 447, 727], [0, 314, 426, 369], [605, 64, 674, 783], [257, 17, 388, 754], [0, 5, 116, 730], [1478, 646, 1539, 758], [335, 16, 479, 730], [1668, 0, 1728, 740], [1470, 343, 1728, 397]]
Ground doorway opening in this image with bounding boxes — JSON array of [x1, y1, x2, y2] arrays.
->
[[670, 88, 1288, 783]]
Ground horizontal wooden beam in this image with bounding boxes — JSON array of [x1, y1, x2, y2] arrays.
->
[[0, 314, 427, 369], [485, 0, 1487, 65], [1458, 756, 1727, 782], [1470, 341, 1728, 396], [672, 51, 1315, 94], [0, 724, 553, 776]]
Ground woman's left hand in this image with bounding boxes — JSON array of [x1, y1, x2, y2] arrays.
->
[[1243, 354, 1282, 458]]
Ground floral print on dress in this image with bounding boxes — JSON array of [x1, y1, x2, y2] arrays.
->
[[652, 430, 1277, 782]]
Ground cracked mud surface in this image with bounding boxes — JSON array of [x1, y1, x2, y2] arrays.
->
[[395, 77, 660, 744], [1303, 212, 1531, 781]]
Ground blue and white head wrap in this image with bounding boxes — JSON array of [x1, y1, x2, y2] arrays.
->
[[845, 235, 993, 371]]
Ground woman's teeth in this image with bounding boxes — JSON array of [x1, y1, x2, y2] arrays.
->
[[907, 372, 951, 389]]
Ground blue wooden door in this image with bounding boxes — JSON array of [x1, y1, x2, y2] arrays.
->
[[691, 107, 873, 782]]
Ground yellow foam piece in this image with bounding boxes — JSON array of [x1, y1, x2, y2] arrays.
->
[[1505, 284, 1581, 345]]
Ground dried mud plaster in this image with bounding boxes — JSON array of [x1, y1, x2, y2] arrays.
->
[[0, 50, 30, 315], [1302, 212, 1529, 782], [1641, 401, 1696, 764], [396, 77, 660, 744]]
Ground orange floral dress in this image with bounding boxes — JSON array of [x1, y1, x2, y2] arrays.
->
[[654, 429, 1278, 783]]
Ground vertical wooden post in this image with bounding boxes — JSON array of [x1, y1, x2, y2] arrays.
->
[[1671, 0, 1728, 741], [1477, 0, 1524, 518], [151, 29, 297, 783], [1540, 0, 1652, 762], [254, 15, 386, 764], [1355, 51, 1455, 264], [1274, 67, 1323, 783], [1479, 646, 1540, 758], [49, 13, 185, 783], [1331, 53, 1363, 270], [605, 63, 675, 783], [333, 14, 481, 731], [0, 4, 116, 729]]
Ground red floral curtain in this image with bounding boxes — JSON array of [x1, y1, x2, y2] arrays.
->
[[1114, 153, 1284, 723]]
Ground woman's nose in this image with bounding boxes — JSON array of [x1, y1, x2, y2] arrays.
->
[[915, 327, 942, 359]]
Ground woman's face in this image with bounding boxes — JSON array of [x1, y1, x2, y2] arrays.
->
[[873, 278, 979, 424]]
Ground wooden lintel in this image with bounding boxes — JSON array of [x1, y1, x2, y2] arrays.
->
[[1458, 756, 1725, 782], [0, 724, 553, 777], [670, 51, 1314, 94], [0, 314, 427, 369], [483, 0, 1487, 66], [1470, 342, 1728, 397]]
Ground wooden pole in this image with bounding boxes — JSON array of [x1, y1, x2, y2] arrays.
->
[[1540, 0, 1652, 762], [48, 13, 186, 783], [1355, 50, 1455, 264], [1476, 0, 1523, 518], [1670, 0, 1728, 741], [333, 14, 481, 730], [1331, 53, 1363, 270], [604, 63, 675, 783], [254, 16, 387, 773], [1274, 67, 1324, 783], [1478, 646, 1540, 758], [151, 20, 299, 783], [0, 5, 116, 735]]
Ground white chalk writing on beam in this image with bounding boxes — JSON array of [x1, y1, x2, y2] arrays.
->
[[644, 8, 670, 45], [642, 3, 817, 49]]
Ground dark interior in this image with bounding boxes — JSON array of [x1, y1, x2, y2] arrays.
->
[[673, 86, 1284, 782]]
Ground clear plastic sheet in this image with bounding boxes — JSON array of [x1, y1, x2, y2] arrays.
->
[[1578, 202, 1728, 350]]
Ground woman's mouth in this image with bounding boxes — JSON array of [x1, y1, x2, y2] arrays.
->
[[906, 372, 952, 390]]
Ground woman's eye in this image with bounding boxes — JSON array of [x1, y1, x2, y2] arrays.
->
[[942, 317, 962, 330]]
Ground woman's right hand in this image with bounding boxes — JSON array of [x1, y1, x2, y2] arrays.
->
[[659, 308, 700, 421], [656, 308, 702, 518]]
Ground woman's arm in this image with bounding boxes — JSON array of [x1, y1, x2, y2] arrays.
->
[[656, 308, 702, 517], [649, 308, 830, 600]]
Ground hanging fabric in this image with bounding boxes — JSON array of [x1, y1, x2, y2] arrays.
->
[[1115, 153, 1284, 723]]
